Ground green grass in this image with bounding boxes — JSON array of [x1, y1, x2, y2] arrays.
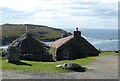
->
[[1, 24, 71, 45], [0, 49, 2, 70], [100, 51, 118, 56], [0, 49, 3, 54], [1, 51, 117, 72], [2, 24, 65, 44], [1, 56, 96, 72]]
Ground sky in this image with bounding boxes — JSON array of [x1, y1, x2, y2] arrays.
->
[[0, 0, 119, 29]]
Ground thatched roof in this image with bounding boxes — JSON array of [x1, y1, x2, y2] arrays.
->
[[50, 35, 99, 52], [51, 35, 73, 48], [8, 33, 46, 54]]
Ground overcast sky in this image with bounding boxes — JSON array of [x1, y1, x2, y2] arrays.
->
[[0, 0, 119, 29]]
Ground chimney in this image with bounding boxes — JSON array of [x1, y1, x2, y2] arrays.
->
[[62, 31, 69, 38], [74, 27, 81, 38], [63, 34, 68, 38]]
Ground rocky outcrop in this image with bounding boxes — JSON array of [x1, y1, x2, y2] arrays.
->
[[56, 63, 86, 72]]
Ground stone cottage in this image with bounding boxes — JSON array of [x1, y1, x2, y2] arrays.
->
[[50, 28, 100, 61], [7, 33, 51, 61]]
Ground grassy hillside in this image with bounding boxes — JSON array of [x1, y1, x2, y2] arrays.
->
[[2, 24, 71, 45]]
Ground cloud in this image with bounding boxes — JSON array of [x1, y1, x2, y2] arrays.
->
[[0, 0, 72, 11], [0, 0, 36, 11], [0, 10, 3, 22], [91, 0, 118, 17], [0, 0, 119, 29]]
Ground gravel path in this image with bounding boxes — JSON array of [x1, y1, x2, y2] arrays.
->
[[1, 54, 118, 79]]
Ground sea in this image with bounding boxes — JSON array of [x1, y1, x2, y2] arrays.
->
[[64, 28, 119, 51], [0, 29, 119, 51]]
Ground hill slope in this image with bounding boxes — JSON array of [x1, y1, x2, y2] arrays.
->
[[1, 24, 72, 45]]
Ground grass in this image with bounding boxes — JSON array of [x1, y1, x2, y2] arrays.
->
[[2, 24, 64, 38], [0, 49, 2, 54], [0, 49, 2, 70], [1, 51, 117, 72], [2, 24, 67, 45], [99, 51, 118, 56], [1, 56, 96, 72]]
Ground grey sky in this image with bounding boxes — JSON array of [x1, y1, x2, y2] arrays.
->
[[0, 0, 119, 29]]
